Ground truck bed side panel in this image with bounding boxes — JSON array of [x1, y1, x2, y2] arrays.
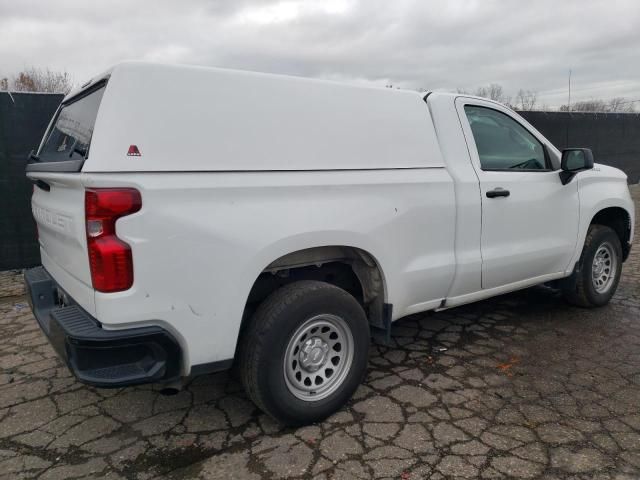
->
[[80, 169, 456, 370]]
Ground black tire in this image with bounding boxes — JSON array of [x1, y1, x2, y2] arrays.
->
[[562, 224, 623, 307], [239, 280, 370, 426]]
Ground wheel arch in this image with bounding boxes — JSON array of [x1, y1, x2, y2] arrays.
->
[[241, 245, 390, 336], [589, 206, 633, 261]]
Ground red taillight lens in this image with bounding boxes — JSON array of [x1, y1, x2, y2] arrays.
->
[[85, 189, 141, 292]]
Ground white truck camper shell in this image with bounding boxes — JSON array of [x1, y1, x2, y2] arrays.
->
[[81, 62, 444, 172]]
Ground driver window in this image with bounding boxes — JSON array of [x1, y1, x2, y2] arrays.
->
[[464, 105, 547, 171]]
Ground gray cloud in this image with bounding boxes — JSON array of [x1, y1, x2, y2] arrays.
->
[[1, 0, 638, 107]]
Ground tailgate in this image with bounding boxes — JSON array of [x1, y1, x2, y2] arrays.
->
[[29, 173, 95, 316], [25, 80, 107, 316]]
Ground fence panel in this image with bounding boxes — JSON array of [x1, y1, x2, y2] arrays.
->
[[520, 111, 640, 184], [0, 92, 63, 270]]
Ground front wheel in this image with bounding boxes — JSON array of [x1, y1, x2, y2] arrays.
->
[[240, 280, 370, 425], [562, 224, 623, 307]]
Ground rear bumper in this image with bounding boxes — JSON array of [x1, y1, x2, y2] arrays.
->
[[24, 266, 182, 388]]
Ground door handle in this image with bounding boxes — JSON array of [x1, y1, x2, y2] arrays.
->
[[486, 188, 510, 198]]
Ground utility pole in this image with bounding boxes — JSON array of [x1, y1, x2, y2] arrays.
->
[[566, 69, 572, 147], [568, 69, 572, 112]]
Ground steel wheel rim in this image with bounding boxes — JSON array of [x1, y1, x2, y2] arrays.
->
[[283, 314, 354, 401], [592, 241, 617, 294]]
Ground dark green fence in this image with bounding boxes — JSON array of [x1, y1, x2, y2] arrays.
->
[[0, 92, 63, 270], [0, 94, 638, 271], [520, 111, 640, 184]]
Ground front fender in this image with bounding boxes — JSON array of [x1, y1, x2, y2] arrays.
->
[[567, 166, 635, 271]]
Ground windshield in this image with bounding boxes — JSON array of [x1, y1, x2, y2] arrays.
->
[[38, 84, 105, 162]]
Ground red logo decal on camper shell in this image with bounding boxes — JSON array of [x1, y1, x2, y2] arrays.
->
[[127, 145, 141, 157]]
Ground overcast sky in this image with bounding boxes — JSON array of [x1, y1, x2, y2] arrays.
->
[[1, 0, 639, 108]]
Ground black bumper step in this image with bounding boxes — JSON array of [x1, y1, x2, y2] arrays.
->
[[25, 266, 181, 388]]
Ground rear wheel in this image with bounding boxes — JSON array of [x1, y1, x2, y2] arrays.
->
[[563, 224, 622, 307], [240, 280, 370, 425]]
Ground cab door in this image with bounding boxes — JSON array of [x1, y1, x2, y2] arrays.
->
[[456, 98, 580, 290]]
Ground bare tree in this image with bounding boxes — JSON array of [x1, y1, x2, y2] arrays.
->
[[474, 83, 511, 105], [12, 72, 37, 92], [453, 82, 637, 113], [560, 98, 637, 113], [607, 97, 636, 113], [576, 100, 607, 112], [1, 67, 73, 94], [515, 89, 538, 111]]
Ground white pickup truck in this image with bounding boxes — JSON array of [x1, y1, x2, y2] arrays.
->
[[25, 62, 634, 425]]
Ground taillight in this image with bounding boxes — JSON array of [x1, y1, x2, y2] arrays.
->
[[85, 188, 142, 292]]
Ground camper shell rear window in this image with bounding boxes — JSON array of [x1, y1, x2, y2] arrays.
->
[[28, 82, 106, 172]]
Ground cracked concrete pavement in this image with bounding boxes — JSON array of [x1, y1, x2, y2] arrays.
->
[[0, 186, 638, 479]]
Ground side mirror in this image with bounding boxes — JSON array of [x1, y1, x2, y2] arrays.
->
[[560, 148, 594, 185]]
